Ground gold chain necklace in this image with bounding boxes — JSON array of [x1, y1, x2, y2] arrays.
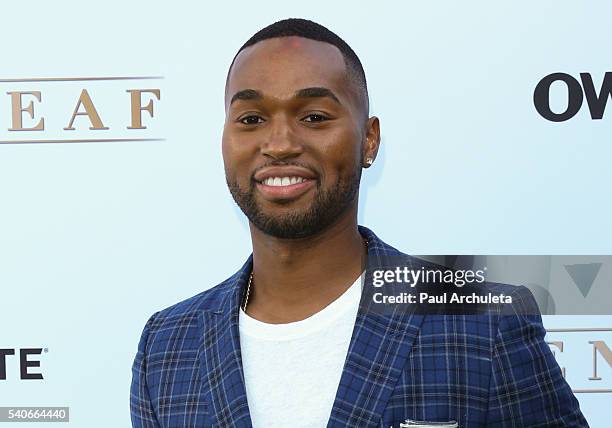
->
[[242, 239, 368, 312]]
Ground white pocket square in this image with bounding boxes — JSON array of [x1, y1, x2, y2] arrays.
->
[[399, 420, 458, 428]]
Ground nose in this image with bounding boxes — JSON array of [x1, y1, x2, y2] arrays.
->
[[260, 114, 303, 160]]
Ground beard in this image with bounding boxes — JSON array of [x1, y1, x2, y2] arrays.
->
[[226, 165, 361, 239]]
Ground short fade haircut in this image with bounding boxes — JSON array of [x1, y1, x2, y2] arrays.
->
[[226, 18, 369, 119]]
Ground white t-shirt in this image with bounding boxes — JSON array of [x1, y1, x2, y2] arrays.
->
[[238, 274, 363, 428]]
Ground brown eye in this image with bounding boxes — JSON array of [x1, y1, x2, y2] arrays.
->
[[240, 115, 265, 125], [302, 113, 329, 123]]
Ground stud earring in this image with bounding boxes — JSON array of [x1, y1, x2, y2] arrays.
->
[[365, 157, 374, 166]]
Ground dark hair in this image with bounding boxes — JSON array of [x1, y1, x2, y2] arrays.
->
[[226, 18, 369, 116]]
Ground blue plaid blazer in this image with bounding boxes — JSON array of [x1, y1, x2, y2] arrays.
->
[[131, 226, 589, 427]]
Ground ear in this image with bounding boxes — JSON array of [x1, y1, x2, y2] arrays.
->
[[362, 116, 380, 168]]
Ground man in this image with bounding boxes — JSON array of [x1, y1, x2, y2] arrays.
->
[[130, 18, 589, 427]]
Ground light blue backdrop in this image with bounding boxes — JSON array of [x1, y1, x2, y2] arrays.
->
[[0, 1, 610, 426]]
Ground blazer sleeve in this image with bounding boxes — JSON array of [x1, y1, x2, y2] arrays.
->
[[130, 312, 161, 428], [485, 286, 590, 427]]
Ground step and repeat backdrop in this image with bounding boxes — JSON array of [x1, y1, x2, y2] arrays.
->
[[1, 1, 611, 426]]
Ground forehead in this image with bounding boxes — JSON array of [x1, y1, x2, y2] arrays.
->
[[225, 36, 353, 107]]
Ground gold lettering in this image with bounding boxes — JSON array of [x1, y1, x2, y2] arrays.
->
[[127, 89, 160, 129], [7, 91, 44, 131], [64, 89, 108, 130], [589, 340, 612, 381]]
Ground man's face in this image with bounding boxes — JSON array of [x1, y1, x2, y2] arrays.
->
[[222, 36, 368, 239]]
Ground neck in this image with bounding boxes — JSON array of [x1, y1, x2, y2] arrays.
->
[[245, 207, 366, 323]]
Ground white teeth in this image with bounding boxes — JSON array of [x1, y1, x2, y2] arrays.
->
[[262, 176, 307, 186]]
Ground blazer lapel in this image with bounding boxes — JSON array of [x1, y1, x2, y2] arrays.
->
[[327, 307, 424, 427], [196, 227, 424, 428], [198, 257, 253, 427], [326, 227, 426, 427]]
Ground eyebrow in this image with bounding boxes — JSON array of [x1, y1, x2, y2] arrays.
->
[[229, 87, 341, 106], [295, 87, 340, 104], [230, 89, 261, 105]]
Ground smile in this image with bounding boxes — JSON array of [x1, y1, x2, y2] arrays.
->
[[260, 176, 308, 186], [253, 165, 318, 201], [255, 176, 316, 201]]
